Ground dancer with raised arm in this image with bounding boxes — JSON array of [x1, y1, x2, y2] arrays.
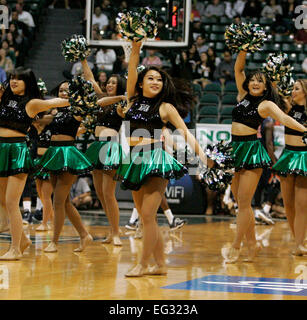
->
[[116, 40, 212, 277], [0, 67, 73, 260], [224, 50, 307, 263]]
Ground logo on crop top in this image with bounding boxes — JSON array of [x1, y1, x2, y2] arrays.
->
[[7, 100, 18, 108], [138, 104, 150, 112], [293, 112, 302, 120], [239, 99, 250, 108]]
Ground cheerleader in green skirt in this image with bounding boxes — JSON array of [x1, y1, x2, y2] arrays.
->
[[118, 41, 213, 277], [35, 81, 94, 253], [224, 51, 307, 264], [0, 67, 72, 260], [80, 59, 127, 246], [272, 79, 307, 256]]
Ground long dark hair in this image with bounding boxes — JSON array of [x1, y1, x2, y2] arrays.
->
[[130, 66, 194, 118], [0, 67, 42, 107], [107, 74, 126, 95], [242, 70, 283, 109], [50, 80, 69, 97]]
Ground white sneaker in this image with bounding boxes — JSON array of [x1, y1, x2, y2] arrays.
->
[[255, 209, 275, 225]]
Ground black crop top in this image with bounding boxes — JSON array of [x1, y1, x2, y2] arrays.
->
[[284, 105, 306, 136], [0, 95, 33, 134], [96, 105, 123, 132], [232, 93, 265, 130], [48, 108, 80, 138], [125, 96, 166, 139]]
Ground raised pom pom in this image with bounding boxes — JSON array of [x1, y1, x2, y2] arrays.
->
[[116, 7, 158, 42], [263, 53, 293, 82], [61, 34, 91, 62], [225, 22, 267, 53], [68, 76, 97, 117]]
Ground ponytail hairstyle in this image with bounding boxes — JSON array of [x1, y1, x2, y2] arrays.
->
[[242, 70, 283, 110], [130, 66, 194, 118], [1, 67, 42, 107]]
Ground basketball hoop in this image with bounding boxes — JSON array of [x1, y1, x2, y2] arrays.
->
[[121, 40, 145, 63]]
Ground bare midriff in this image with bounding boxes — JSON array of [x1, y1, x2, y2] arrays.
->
[[0, 127, 26, 137], [285, 134, 306, 147], [231, 122, 258, 136]]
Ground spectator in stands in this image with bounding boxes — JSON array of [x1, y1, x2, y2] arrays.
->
[[207, 46, 221, 80], [204, 0, 225, 18], [100, 0, 114, 19], [70, 177, 92, 210], [0, 48, 13, 73], [195, 35, 209, 55], [302, 57, 307, 74], [187, 43, 200, 66], [10, 9, 31, 44], [193, 52, 211, 89], [191, 17, 206, 41], [92, 6, 109, 32], [225, 0, 246, 18], [195, 0, 205, 16], [97, 70, 108, 94], [294, 21, 307, 44], [271, 14, 293, 35], [141, 49, 163, 68], [191, 3, 201, 21], [233, 14, 242, 25], [242, 0, 262, 18], [261, 0, 283, 19], [1, 39, 16, 67], [213, 49, 235, 87], [15, 3, 35, 31], [0, 66, 6, 83], [173, 50, 195, 81], [96, 48, 117, 71], [119, 1, 128, 11]]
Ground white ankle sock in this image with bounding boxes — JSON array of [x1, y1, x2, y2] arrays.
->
[[36, 198, 43, 210], [129, 208, 139, 223], [254, 209, 262, 218], [164, 209, 174, 224], [23, 201, 31, 212], [263, 204, 271, 214]]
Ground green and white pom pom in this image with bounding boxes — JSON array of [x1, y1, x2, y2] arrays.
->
[[68, 76, 98, 117], [61, 34, 91, 62], [225, 22, 267, 53], [82, 114, 97, 134], [263, 53, 293, 82], [116, 7, 158, 41], [124, 64, 146, 79], [277, 73, 295, 96], [199, 167, 234, 192], [37, 78, 48, 95]]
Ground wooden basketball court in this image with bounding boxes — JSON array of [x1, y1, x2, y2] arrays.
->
[[0, 213, 306, 300]]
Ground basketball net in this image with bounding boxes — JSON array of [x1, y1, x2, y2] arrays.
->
[[121, 39, 145, 63]]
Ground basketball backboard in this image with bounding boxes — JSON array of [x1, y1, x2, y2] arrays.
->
[[86, 0, 191, 48]]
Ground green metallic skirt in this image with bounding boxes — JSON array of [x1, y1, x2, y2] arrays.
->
[[272, 145, 307, 176], [115, 143, 188, 191], [34, 156, 50, 180], [0, 137, 34, 177], [231, 134, 272, 171], [85, 137, 122, 170], [34, 141, 93, 176]]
